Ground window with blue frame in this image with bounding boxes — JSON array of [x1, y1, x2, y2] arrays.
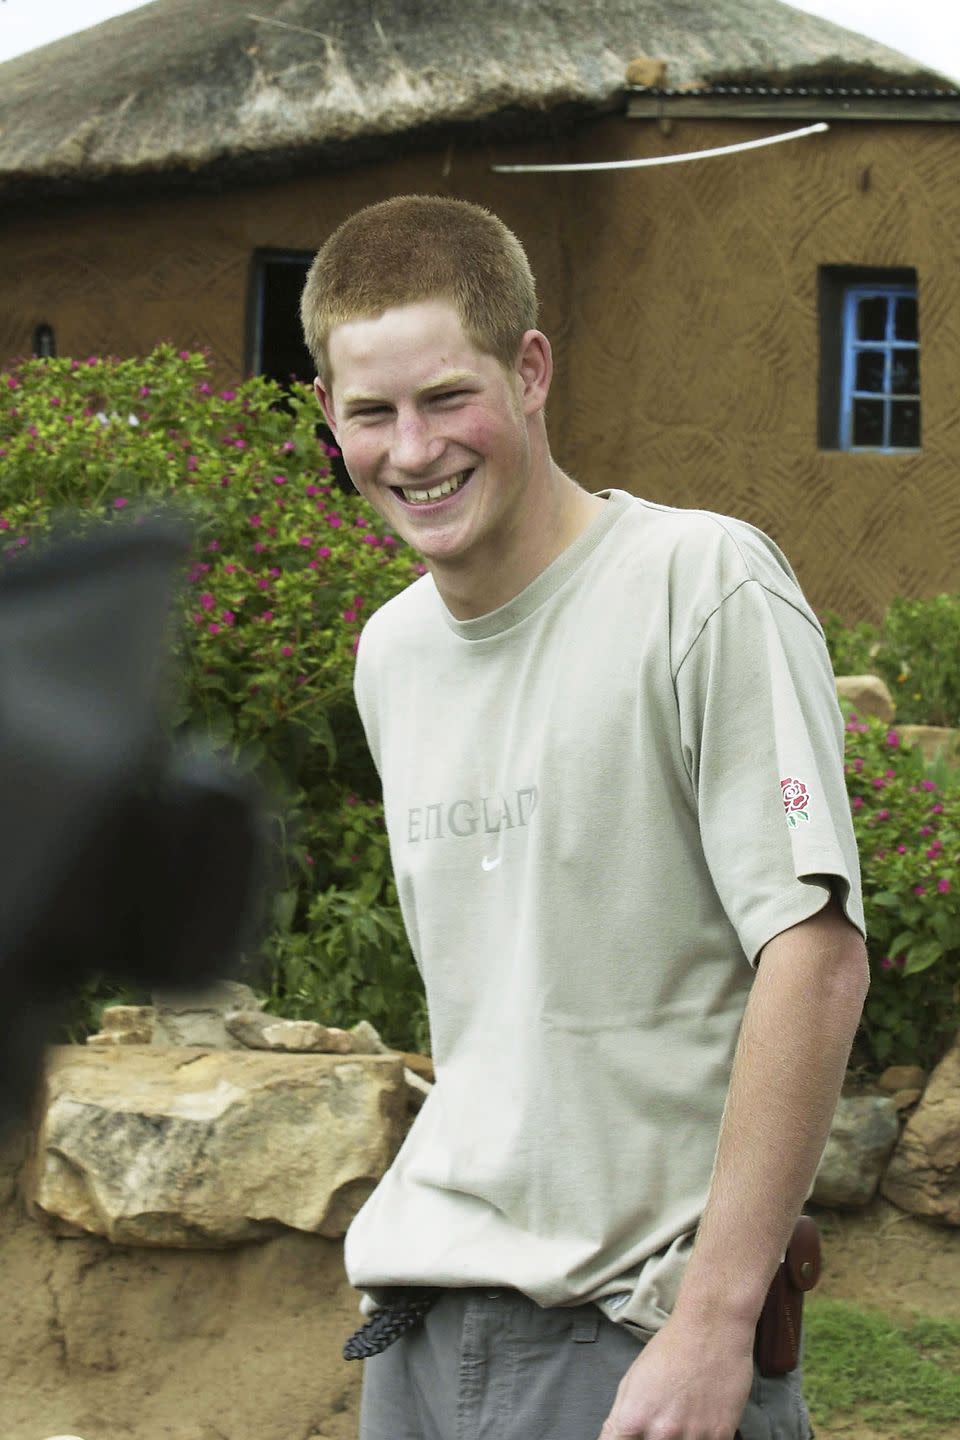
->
[[818, 267, 920, 452]]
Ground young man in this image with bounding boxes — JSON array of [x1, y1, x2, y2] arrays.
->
[[301, 196, 869, 1440]]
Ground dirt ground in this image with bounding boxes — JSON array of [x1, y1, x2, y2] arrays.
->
[[3, 1120, 958, 1440]]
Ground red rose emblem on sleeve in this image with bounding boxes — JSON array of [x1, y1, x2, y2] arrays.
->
[[781, 777, 811, 826]]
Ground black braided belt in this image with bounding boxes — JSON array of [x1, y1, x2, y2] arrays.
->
[[343, 1288, 443, 1360]]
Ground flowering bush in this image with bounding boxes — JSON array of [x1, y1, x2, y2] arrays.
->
[[844, 711, 960, 1069], [0, 346, 427, 1047]]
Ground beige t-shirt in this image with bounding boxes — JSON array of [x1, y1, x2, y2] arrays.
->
[[347, 489, 864, 1333]]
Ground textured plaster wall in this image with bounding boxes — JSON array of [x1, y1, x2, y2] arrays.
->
[[4, 115, 959, 619]]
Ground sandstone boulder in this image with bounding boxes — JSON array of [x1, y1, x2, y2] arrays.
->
[[897, 725, 960, 765], [86, 1004, 157, 1047], [225, 1010, 354, 1053], [27, 1046, 405, 1247], [811, 1095, 899, 1208], [881, 1041, 960, 1224], [835, 675, 895, 723], [151, 981, 263, 1048], [878, 1065, 928, 1094]]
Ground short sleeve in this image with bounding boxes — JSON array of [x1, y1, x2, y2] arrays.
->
[[675, 578, 865, 964]]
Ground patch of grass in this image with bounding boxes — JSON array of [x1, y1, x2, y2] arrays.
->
[[805, 1298, 960, 1436]]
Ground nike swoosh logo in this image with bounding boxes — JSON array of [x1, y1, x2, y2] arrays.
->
[[481, 855, 502, 872]]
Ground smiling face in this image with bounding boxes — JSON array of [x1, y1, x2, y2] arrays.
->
[[316, 300, 556, 614]]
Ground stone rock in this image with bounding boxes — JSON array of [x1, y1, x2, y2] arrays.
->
[[893, 1088, 923, 1111], [401, 1052, 435, 1083], [898, 725, 960, 765], [625, 56, 668, 87], [86, 1004, 156, 1046], [27, 1045, 405, 1246], [881, 1042, 960, 1224], [225, 1010, 354, 1053], [878, 1064, 928, 1094], [349, 1020, 389, 1054], [811, 1095, 900, 1208], [151, 981, 263, 1048], [835, 675, 895, 723]]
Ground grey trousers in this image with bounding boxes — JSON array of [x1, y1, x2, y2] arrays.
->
[[359, 1289, 813, 1440]]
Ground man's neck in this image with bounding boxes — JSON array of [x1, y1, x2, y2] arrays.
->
[[431, 469, 607, 620]]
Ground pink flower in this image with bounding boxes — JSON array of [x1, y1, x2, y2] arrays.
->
[[198, 382, 212, 395], [272, 474, 286, 485], [49, 396, 61, 407], [0, 519, 8, 531], [923, 780, 937, 792], [871, 777, 886, 789], [186, 455, 199, 471], [281, 644, 294, 658], [270, 567, 281, 578], [207, 540, 220, 551], [253, 541, 266, 554], [178, 349, 191, 361], [224, 563, 237, 574], [938, 878, 951, 894], [281, 440, 295, 452], [257, 577, 271, 590], [875, 850, 888, 860], [363, 534, 381, 546], [913, 885, 927, 897], [327, 514, 342, 529], [297, 674, 308, 685], [877, 810, 890, 820], [919, 826, 933, 837], [926, 842, 942, 859], [850, 795, 864, 810], [207, 622, 221, 635], [6, 377, 18, 390], [343, 609, 357, 623], [383, 535, 397, 546], [199, 592, 215, 611], [880, 956, 893, 971], [221, 389, 237, 401], [234, 439, 247, 450], [261, 610, 274, 623], [886, 730, 900, 747], [896, 844, 907, 854], [298, 536, 313, 547], [316, 546, 332, 558], [113, 497, 128, 509], [931, 803, 944, 815], [221, 610, 235, 626], [305, 485, 319, 497], [139, 385, 151, 398], [413, 562, 427, 575], [249, 514, 262, 528]]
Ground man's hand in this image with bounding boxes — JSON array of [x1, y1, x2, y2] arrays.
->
[[597, 1311, 754, 1439]]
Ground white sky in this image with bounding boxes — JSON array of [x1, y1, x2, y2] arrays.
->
[[0, 0, 957, 81]]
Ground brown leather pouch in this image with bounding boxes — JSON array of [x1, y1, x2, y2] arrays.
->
[[753, 1214, 821, 1377]]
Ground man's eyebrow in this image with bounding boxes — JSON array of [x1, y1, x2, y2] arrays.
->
[[340, 371, 479, 409]]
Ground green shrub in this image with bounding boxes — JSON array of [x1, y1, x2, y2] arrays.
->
[[874, 594, 960, 727], [823, 595, 960, 727], [820, 609, 879, 677], [0, 346, 427, 1049], [844, 710, 960, 1069]]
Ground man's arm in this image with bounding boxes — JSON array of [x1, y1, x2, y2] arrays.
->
[[599, 897, 869, 1440]]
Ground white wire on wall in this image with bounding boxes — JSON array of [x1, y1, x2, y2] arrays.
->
[[491, 122, 829, 173]]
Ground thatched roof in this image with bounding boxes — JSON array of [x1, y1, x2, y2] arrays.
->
[[0, 0, 950, 199]]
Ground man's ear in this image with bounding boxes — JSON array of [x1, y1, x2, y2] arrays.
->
[[314, 377, 338, 438], [516, 330, 553, 417]]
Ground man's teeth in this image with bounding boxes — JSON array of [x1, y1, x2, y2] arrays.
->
[[400, 472, 469, 504]]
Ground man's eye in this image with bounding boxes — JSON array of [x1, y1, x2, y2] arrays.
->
[[434, 390, 466, 403]]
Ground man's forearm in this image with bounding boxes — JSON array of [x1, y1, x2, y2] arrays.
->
[[673, 898, 870, 1331]]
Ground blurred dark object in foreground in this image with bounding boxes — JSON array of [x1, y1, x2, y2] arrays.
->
[[0, 519, 267, 1135]]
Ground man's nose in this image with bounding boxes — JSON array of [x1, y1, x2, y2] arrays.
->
[[390, 413, 443, 473]]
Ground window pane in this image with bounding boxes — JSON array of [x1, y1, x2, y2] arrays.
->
[[895, 296, 918, 342], [891, 349, 919, 395], [855, 350, 886, 393], [853, 398, 885, 446], [857, 296, 888, 341], [890, 401, 921, 449]]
